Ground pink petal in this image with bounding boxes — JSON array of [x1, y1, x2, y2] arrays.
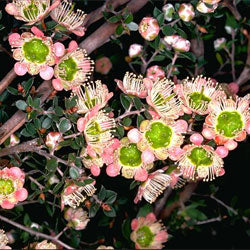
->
[[49, 0, 61, 11], [8, 33, 22, 47], [224, 140, 238, 151], [143, 78, 153, 90], [175, 119, 188, 133], [111, 138, 121, 150], [72, 27, 86, 37], [155, 230, 168, 242], [52, 78, 63, 91], [127, 128, 142, 143], [54, 42, 65, 57], [106, 164, 120, 177], [68, 40, 78, 52], [77, 117, 87, 132], [14, 62, 27, 76], [190, 133, 204, 145], [131, 218, 139, 230], [146, 212, 156, 222], [134, 168, 148, 182], [15, 188, 28, 202], [141, 150, 155, 164], [87, 145, 97, 158], [39, 66, 54, 80], [90, 164, 101, 176], [1, 200, 15, 209], [215, 146, 228, 158], [31, 26, 44, 37], [9, 167, 23, 179], [5, 3, 18, 15]]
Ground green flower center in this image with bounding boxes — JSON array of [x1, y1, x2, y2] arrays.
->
[[145, 122, 172, 149], [23, 38, 49, 64], [0, 178, 15, 195], [84, 87, 98, 109], [23, 1, 39, 20], [188, 147, 213, 167], [86, 122, 101, 135], [119, 143, 142, 167], [188, 91, 211, 110], [216, 111, 243, 138], [59, 57, 79, 81], [136, 226, 154, 248], [153, 92, 175, 107]]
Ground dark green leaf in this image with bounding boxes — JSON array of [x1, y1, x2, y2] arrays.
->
[[69, 167, 79, 179], [136, 114, 145, 127], [42, 117, 52, 129], [103, 206, 116, 217], [122, 219, 131, 241], [124, 13, 133, 24], [122, 117, 132, 126], [98, 185, 107, 201], [7, 86, 18, 95], [16, 100, 27, 111], [133, 96, 143, 110], [116, 24, 124, 35], [108, 15, 122, 23], [137, 204, 153, 217], [58, 118, 72, 133], [120, 94, 131, 110], [46, 158, 58, 172], [163, 25, 175, 36]]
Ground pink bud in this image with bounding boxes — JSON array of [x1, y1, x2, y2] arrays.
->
[[77, 117, 86, 132], [39, 66, 54, 80], [54, 42, 65, 57], [5, 3, 18, 15], [141, 150, 155, 164], [95, 57, 112, 75], [14, 62, 27, 76], [178, 3, 195, 22], [68, 40, 78, 52], [90, 165, 101, 176], [129, 44, 143, 58], [134, 168, 148, 182], [202, 128, 214, 140], [106, 164, 120, 177], [168, 147, 184, 161], [175, 119, 188, 133], [1, 200, 15, 209], [228, 82, 239, 94], [218, 168, 225, 176], [131, 218, 138, 230], [31, 26, 44, 37], [139, 17, 160, 41], [246, 121, 250, 135], [15, 188, 28, 202], [127, 128, 142, 143], [143, 78, 153, 90], [164, 35, 190, 52], [52, 78, 63, 91], [108, 112, 114, 118], [215, 146, 228, 158], [190, 133, 203, 145], [8, 33, 22, 47], [146, 65, 165, 81], [9, 167, 23, 179], [224, 140, 238, 151]]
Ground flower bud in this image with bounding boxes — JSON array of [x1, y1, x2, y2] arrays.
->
[[225, 25, 234, 35], [146, 65, 165, 81], [162, 4, 175, 21], [129, 44, 143, 58], [164, 35, 190, 52], [127, 128, 142, 143], [178, 3, 195, 22], [139, 17, 160, 41], [35, 240, 56, 249], [95, 57, 112, 75], [45, 132, 63, 152], [202, 0, 221, 4], [228, 82, 239, 94], [214, 37, 226, 50], [196, 1, 218, 13], [190, 133, 204, 145]]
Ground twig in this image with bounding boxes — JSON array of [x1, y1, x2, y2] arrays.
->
[[231, 29, 236, 81], [141, 50, 160, 74], [167, 51, 179, 78], [221, 0, 241, 21], [195, 216, 221, 225], [115, 109, 145, 121], [0, 68, 17, 95], [55, 227, 68, 240], [0, 214, 73, 249], [154, 187, 172, 217], [64, 132, 81, 139]]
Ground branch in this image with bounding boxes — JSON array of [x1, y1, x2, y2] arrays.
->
[[195, 216, 221, 225], [0, 68, 17, 95], [115, 109, 145, 121], [154, 187, 172, 218], [221, 0, 241, 21], [0, 214, 73, 249]]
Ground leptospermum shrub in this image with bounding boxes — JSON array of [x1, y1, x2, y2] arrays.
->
[[0, 0, 249, 249]]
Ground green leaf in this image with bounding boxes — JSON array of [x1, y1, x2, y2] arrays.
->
[[120, 94, 131, 110], [156, 13, 164, 26], [22, 78, 34, 96], [54, 106, 64, 116], [108, 15, 122, 23], [122, 219, 131, 241], [163, 25, 175, 36], [42, 117, 52, 129], [122, 117, 132, 126], [144, 110, 152, 120], [180, 52, 196, 62], [153, 7, 162, 18], [52, 181, 64, 193], [153, 55, 166, 62], [136, 114, 145, 127], [133, 96, 143, 110], [116, 126, 125, 138], [105, 190, 117, 204], [58, 118, 72, 133], [65, 96, 77, 109], [137, 204, 153, 217], [216, 52, 223, 65], [69, 167, 79, 179], [16, 100, 27, 111], [124, 13, 133, 24], [7, 86, 18, 95], [103, 206, 116, 217], [175, 27, 187, 39], [98, 185, 107, 201], [89, 203, 101, 218], [127, 22, 138, 31], [46, 158, 58, 172], [129, 180, 140, 190], [33, 98, 40, 108], [116, 24, 124, 35]]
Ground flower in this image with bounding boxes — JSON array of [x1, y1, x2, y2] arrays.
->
[[130, 213, 168, 249], [97, 246, 114, 249], [0, 167, 28, 209], [95, 57, 112, 75], [77, 111, 116, 151], [178, 3, 195, 22], [61, 180, 96, 210], [162, 4, 175, 22], [178, 144, 224, 181], [5, 0, 60, 25], [164, 165, 187, 189], [51, 0, 87, 36], [164, 35, 190, 52], [146, 66, 165, 82], [9, 27, 56, 79], [64, 207, 90, 230], [146, 77, 182, 119], [137, 119, 184, 160], [73, 80, 113, 114], [5, 134, 20, 147], [45, 132, 63, 152], [196, 1, 218, 13], [134, 169, 172, 204], [139, 17, 160, 41], [35, 240, 57, 249], [53, 45, 94, 91], [115, 72, 148, 98], [108, 137, 153, 181], [203, 95, 250, 147], [214, 37, 226, 50], [0, 230, 11, 249], [202, 0, 221, 4], [178, 76, 222, 115], [129, 44, 143, 58]]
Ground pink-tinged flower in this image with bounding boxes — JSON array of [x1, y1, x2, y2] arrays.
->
[[137, 119, 184, 160], [64, 207, 90, 230], [73, 80, 113, 114], [0, 167, 28, 209], [129, 44, 143, 58], [6, 134, 20, 147], [9, 28, 56, 79], [109, 137, 153, 180], [51, 0, 87, 36], [128, 128, 143, 143], [146, 78, 182, 119], [190, 133, 204, 145], [35, 240, 57, 249], [139, 17, 160, 41], [178, 76, 223, 115], [45, 132, 63, 152], [196, 1, 218, 13], [164, 35, 190, 52], [0, 230, 11, 249], [5, 0, 60, 25], [202, 0, 221, 4], [115, 72, 148, 98], [178, 3, 195, 22], [146, 66, 165, 82], [53, 45, 94, 91], [214, 37, 226, 50], [95, 57, 112, 75], [97, 246, 114, 249], [164, 165, 186, 189], [162, 4, 175, 22], [178, 144, 224, 181], [61, 179, 96, 210], [203, 95, 250, 146], [130, 213, 168, 249], [134, 169, 171, 204]]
